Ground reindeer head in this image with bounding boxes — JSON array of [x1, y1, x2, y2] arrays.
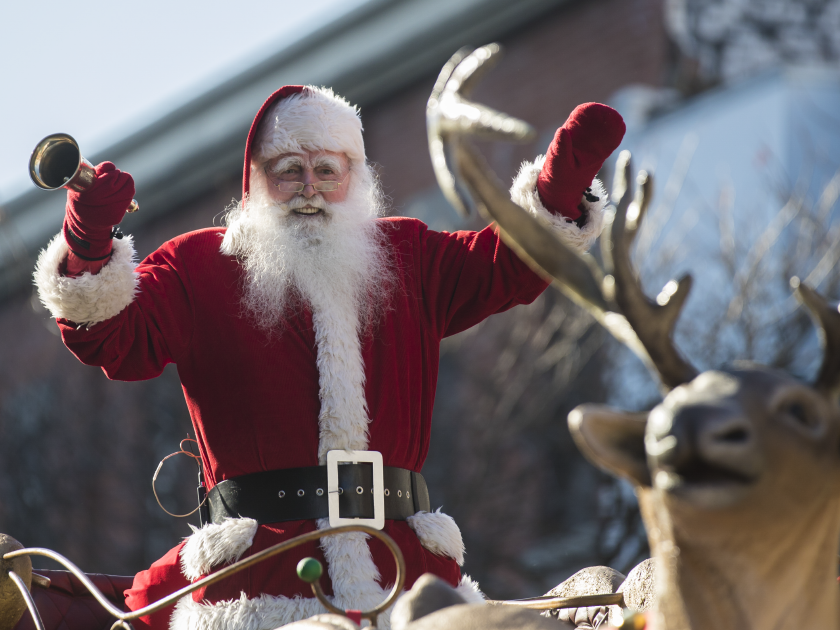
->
[[428, 45, 840, 630], [566, 313, 840, 629]]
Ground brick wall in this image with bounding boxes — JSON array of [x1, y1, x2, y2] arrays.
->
[[364, 0, 668, 210]]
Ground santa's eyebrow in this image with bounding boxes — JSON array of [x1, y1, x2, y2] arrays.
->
[[267, 156, 304, 173], [312, 156, 344, 172]]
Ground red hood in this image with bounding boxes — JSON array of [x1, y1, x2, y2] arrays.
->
[[242, 85, 305, 200]]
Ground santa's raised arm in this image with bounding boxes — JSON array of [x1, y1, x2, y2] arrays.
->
[[34, 85, 624, 630]]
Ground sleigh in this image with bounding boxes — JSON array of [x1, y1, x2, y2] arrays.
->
[[1, 526, 628, 630]]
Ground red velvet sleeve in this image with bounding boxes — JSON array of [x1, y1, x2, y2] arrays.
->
[[57, 240, 196, 381], [416, 221, 549, 338]]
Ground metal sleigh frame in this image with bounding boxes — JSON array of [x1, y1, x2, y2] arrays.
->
[[3, 41, 638, 630], [3, 525, 623, 630]]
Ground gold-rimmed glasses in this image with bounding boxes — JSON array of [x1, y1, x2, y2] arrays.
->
[[264, 168, 350, 193]]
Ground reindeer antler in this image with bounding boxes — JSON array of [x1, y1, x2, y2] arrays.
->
[[427, 44, 536, 218], [427, 45, 699, 391], [605, 153, 699, 389], [792, 279, 840, 398]]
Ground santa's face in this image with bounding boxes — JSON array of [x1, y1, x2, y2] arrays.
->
[[227, 151, 393, 334], [259, 150, 351, 214]]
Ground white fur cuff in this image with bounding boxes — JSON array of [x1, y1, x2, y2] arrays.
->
[[180, 517, 259, 581], [407, 509, 465, 566], [33, 233, 140, 327], [509, 156, 607, 253]]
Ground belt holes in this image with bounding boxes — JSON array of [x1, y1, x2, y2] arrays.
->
[[278, 490, 286, 499], [398, 490, 402, 497], [356, 486, 364, 495], [384, 489, 390, 496], [316, 488, 324, 496], [297, 489, 305, 497], [407, 491, 410, 499]]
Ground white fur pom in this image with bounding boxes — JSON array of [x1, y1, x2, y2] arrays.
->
[[257, 87, 365, 165], [456, 575, 486, 603], [509, 156, 607, 253], [33, 232, 139, 327], [180, 518, 259, 581], [406, 509, 465, 566]]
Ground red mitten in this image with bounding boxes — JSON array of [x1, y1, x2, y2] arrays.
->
[[63, 162, 135, 260], [537, 103, 626, 221]]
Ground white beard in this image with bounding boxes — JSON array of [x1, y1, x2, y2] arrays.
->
[[221, 164, 395, 335]]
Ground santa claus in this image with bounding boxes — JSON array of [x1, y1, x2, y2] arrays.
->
[[33, 85, 624, 630]]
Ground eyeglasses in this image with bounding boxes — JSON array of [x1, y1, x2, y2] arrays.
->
[[264, 168, 350, 193]]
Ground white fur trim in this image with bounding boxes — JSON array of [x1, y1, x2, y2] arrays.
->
[[310, 297, 370, 463], [33, 232, 139, 327], [257, 87, 365, 165], [456, 575, 486, 604], [315, 517, 388, 615], [170, 589, 397, 630], [510, 156, 606, 253], [180, 518, 259, 581], [304, 230, 391, 618], [406, 510, 465, 566], [168, 577, 484, 630], [283, 614, 360, 630], [170, 592, 327, 630]]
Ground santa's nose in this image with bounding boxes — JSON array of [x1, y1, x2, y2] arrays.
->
[[300, 171, 319, 198]]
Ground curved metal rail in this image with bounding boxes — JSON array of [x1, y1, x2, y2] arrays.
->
[[488, 592, 625, 611], [4, 525, 404, 630], [8, 570, 45, 630]]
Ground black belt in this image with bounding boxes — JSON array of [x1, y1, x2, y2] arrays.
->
[[206, 464, 430, 525]]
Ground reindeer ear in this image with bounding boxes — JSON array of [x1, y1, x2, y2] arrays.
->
[[568, 404, 651, 487]]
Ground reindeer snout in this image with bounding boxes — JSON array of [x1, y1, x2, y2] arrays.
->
[[646, 404, 764, 484]]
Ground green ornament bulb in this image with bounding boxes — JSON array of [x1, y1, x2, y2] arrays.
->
[[297, 557, 323, 584]]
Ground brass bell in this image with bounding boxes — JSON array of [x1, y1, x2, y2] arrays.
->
[[29, 133, 138, 213]]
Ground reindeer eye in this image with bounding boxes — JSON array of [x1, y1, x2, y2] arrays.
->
[[784, 402, 810, 426], [776, 396, 826, 438]]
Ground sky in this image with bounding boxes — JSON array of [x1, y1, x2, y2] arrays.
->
[[0, 0, 370, 204]]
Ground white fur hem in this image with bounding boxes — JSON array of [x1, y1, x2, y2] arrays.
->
[[170, 589, 395, 630], [406, 510, 465, 566], [510, 156, 606, 253], [170, 592, 328, 630], [456, 575, 486, 604], [169, 576, 484, 630], [33, 232, 139, 327], [180, 518, 259, 581]]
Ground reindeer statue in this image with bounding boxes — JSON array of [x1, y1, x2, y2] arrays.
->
[[428, 44, 840, 630]]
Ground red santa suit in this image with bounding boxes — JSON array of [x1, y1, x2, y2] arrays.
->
[[33, 86, 622, 630]]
